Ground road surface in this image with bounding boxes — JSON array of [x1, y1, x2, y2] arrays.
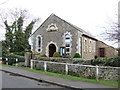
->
[[1, 70, 66, 89]]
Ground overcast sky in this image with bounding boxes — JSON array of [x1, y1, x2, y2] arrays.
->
[[0, 0, 119, 48]]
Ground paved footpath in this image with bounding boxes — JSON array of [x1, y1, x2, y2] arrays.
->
[[1, 66, 119, 90]]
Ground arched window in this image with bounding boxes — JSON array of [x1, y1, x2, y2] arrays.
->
[[65, 34, 71, 43], [38, 37, 41, 47], [64, 33, 72, 56], [46, 23, 58, 32], [36, 35, 42, 53], [65, 34, 70, 39]]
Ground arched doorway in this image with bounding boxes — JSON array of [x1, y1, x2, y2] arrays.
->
[[49, 44, 56, 57]]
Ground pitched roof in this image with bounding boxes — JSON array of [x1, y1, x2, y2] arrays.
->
[[31, 13, 97, 40]]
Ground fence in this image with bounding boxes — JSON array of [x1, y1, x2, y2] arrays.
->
[[31, 60, 120, 81], [4, 58, 25, 66], [5, 58, 19, 66]]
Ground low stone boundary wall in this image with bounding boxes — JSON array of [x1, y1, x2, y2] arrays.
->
[[31, 60, 120, 81], [36, 57, 73, 63], [98, 67, 119, 81]]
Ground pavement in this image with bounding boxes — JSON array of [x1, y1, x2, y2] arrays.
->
[[0, 65, 119, 90]]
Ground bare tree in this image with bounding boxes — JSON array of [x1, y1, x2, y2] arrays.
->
[[103, 20, 120, 43], [0, 8, 40, 57], [0, 8, 40, 36], [102, 20, 120, 56], [101, 2, 120, 56], [0, 0, 8, 5], [0, 8, 40, 27]]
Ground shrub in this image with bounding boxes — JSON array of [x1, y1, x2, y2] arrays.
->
[[2, 54, 25, 65], [73, 58, 84, 64], [73, 53, 81, 58], [32, 51, 39, 54], [13, 51, 25, 56], [2, 45, 10, 58], [40, 54, 47, 57], [91, 58, 108, 66], [73, 58, 91, 64], [105, 56, 120, 67], [51, 58, 57, 62], [2, 57, 7, 64], [91, 56, 120, 67], [63, 53, 70, 58], [53, 52, 60, 57]]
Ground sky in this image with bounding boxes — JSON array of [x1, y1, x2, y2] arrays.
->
[[0, 0, 119, 48]]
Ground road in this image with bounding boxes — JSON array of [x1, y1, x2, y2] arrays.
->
[[1, 66, 118, 90], [1, 71, 66, 89]]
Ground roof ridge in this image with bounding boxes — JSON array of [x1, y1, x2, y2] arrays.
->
[[52, 14, 96, 39], [30, 13, 97, 40], [30, 13, 54, 37]]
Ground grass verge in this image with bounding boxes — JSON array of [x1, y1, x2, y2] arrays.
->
[[0, 64, 19, 68], [1, 64, 119, 87]]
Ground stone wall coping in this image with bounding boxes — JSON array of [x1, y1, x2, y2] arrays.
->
[[98, 66, 120, 69], [31, 59, 120, 69], [31, 60, 98, 68]]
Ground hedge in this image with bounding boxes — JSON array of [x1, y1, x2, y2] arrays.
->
[[73, 56, 120, 67], [91, 56, 120, 67], [53, 52, 60, 57], [73, 53, 81, 58], [2, 54, 25, 65]]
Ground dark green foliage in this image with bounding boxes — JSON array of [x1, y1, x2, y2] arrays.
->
[[73, 53, 81, 58], [13, 51, 25, 56], [3, 14, 36, 56], [91, 56, 120, 67], [24, 21, 35, 49], [91, 58, 108, 65], [63, 54, 69, 58], [40, 54, 47, 57], [73, 59, 84, 64], [2, 41, 10, 58], [73, 58, 91, 65], [53, 52, 60, 57], [2, 58, 6, 64], [51, 59, 57, 62], [105, 56, 120, 67], [7, 58, 16, 65], [2, 54, 25, 65], [25, 21, 35, 39]]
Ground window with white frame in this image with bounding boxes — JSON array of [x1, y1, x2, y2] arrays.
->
[[46, 23, 58, 32], [64, 33, 72, 55], [84, 39, 87, 52], [89, 40, 92, 52], [36, 35, 42, 53], [78, 38, 81, 54], [93, 41, 96, 52]]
